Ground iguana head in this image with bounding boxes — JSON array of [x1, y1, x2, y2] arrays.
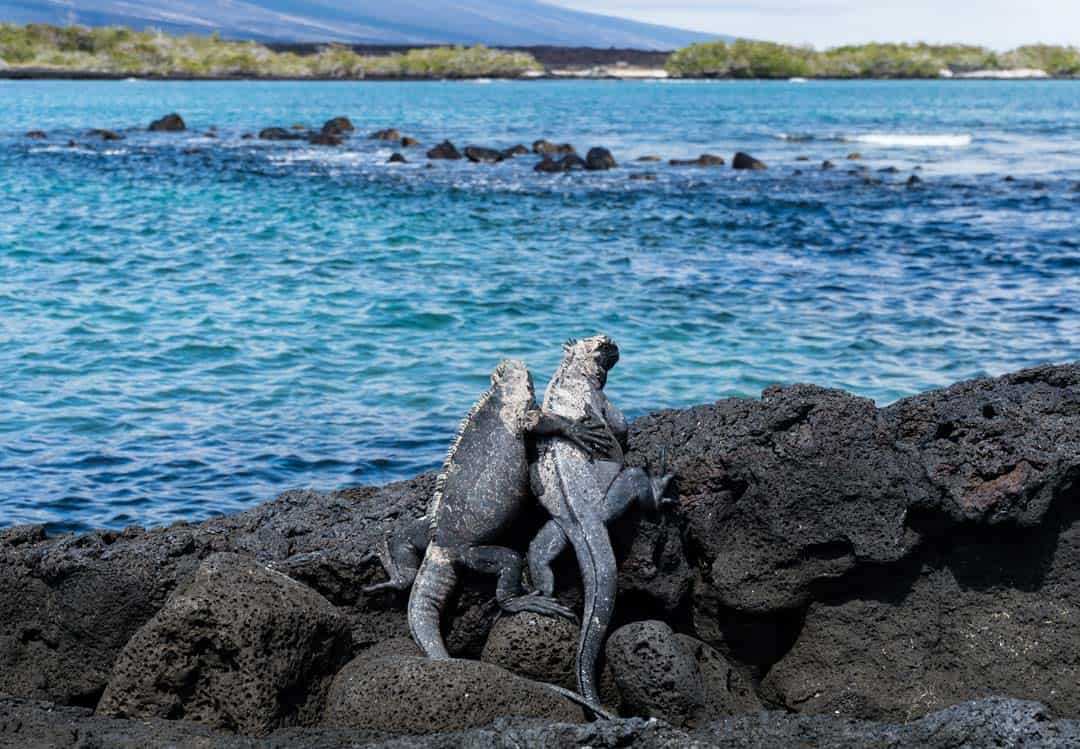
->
[[491, 358, 536, 404], [560, 335, 620, 387]]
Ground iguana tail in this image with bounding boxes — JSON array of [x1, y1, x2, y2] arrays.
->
[[553, 459, 617, 709], [407, 544, 457, 659]]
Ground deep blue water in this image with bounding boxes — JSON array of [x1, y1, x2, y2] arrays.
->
[[1, 79, 1078, 532]]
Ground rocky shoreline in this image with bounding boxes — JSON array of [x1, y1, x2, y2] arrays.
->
[[1, 362, 1078, 746]]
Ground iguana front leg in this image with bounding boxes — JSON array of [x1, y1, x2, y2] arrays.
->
[[528, 409, 616, 459], [363, 516, 430, 593]]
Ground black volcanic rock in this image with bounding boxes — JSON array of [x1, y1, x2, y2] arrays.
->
[[321, 117, 354, 135], [401, 136, 421, 147], [148, 113, 185, 132], [88, 128, 124, 141], [533, 139, 575, 155], [321, 656, 584, 733], [426, 140, 462, 160], [308, 132, 343, 146], [370, 128, 401, 141], [670, 154, 724, 167], [388, 152, 408, 163], [732, 152, 767, 170], [606, 621, 705, 727], [25, 130, 46, 138], [502, 144, 529, 157], [463, 146, 505, 164], [259, 127, 304, 141], [97, 553, 351, 735], [585, 147, 617, 171]]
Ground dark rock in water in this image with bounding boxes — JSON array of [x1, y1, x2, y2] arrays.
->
[[67, 139, 78, 147], [821, 160, 835, 169], [1032, 181, 1047, 190], [290, 124, 307, 131], [308, 132, 343, 147], [400, 136, 421, 147], [502, 144, 530, 157], [535, 156, 563, 173], [1072, 183, 1080, 191], [846, 152, 863, 160], [463, 146, 505, 164], [259, 127, 304, 141], [907, 174, 923, 185], [388, 152, 408, 163], [370, 128, 401, 141], [203, 131, 217, 139], [637, 155, 662, 162], [96, 553, 351, 736], [792, 169, 803, 175], [630, 173, 657, 181], [585, 147, 617, 171], [321, 117, 354, 136], [25, 130, 46, 139], [241, 133, 254, 139], [560, 153, 586, 171], [321, 656, 584, 733], [1004, 175, 1016, 182], [426, 140, 462, 160], [533, 139, 575, 155], [862, 176, 882, 185], [88, 129, 124, 141], [606, 621, 705, 727], [670, 154, 725, 167], [795, 155, 810, 161], [180, 148, 203, 155], [879, 166, 899, 173], [732, 152, 767, 170], [148, 113, 185, 132]]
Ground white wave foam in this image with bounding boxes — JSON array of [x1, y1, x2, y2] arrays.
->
[[841, 133, 973, 148]]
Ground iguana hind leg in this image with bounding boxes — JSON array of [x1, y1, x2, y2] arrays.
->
[[364, 516, 430, 593], [527, 520, 569, 598], [461, 545, 575, 621]]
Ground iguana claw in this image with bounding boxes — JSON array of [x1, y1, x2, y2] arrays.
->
[[501, 591, 578, 623]]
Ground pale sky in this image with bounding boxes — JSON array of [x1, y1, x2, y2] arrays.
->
[[550, 0, 1080, 49]]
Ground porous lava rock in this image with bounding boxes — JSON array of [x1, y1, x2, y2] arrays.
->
[[606, 621, 705, 727], [96, 553, 351, 735], [321, 656, 585, 733]]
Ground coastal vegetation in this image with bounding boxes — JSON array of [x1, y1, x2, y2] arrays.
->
[[0, 23, 540, 77], [666, 40, 1080, 78]]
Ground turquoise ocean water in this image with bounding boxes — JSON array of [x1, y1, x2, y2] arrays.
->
[[1, 79, 1078, 531]]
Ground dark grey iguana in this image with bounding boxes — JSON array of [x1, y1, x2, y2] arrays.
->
[[364, 359, 614, 658], [528, 335, 674, 709]]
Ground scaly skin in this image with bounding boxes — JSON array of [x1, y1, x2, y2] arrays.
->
[[528, 335, 673, 709]]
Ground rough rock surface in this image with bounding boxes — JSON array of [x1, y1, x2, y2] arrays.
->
[[586, 147, 618, 170], [97, 553, 351, 735], [606, 621, 704, 726], [322, 656, 585, 733], [148, 113, 186, 132], [673, 635, 762, 718]]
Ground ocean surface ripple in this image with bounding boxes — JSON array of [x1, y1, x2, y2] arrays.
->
[[1, 79, 1078, 532]]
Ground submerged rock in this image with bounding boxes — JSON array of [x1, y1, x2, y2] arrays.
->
[[732, 152, 767, 170], [670, 154, 725, 167], [426, 140, 462, 160], [585, 147, 617, 171], [822, 160, 836, 169], [25, 130, 46, 139], [321, 656, 584, 733], [388, 152, 408, 164], [463, 146, 505, 164], [88, 129, 124, 141], [533, 139, 575, 155], [321, 117, 354, 135], [907, 174, 923, 185], [148, 113, 185, 132], [258, 127, 304, 141], [96, 553, 351, 736]]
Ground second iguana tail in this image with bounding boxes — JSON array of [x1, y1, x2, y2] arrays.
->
[[407, 545, 458, 659], [553, 460, 617, 709]]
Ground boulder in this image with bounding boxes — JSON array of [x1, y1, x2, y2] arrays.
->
[[400, 136, 421, 147], [259, 127, 304, 141], [148, 113, 185, 132], [670, 154, 724, 167], [534, 156, 563, 173], [585, 147, 617, 171], [97, 553, 351, 736], [370, 128, 401, 141], [821, 160, 835, 169], [533, 139, 575, 155], [908, 174, 923, 185], [426, 140, 462, 160], [321, 117, 354, 135], [502, 144, 529, 157], [388, 152, 408, 164], [321, 656, 585, 733], [308, 132, 342, 147], [88, 129, 124, 141], [463, 146, 505, 164], [606, 621, 704, 727], [732, 152, 767, 170], [561, 154, 587, 171], [673, 635, 761, 717], [25, 130, 46, 139]]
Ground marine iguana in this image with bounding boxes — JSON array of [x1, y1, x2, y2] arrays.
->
[[528, 335, 674, 708], [364, 359, 615, 658]]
